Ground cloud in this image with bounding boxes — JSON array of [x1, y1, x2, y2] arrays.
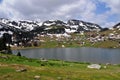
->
[[0, 0, 119, 27], [0, 0, 21, 20], [103, 22, 116, 28], [52, 0, 97, 21], [97, 0, 120, 27], [0, 0, 96, 20], [100, 0, 120, 14]]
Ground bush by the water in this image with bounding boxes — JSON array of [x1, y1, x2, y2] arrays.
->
[[17, 51, 21, 56]]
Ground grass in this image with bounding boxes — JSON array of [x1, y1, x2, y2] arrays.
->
[[12, 40, 120, 50], [1, 53, 120, 80], [93, 40, 119, 48]]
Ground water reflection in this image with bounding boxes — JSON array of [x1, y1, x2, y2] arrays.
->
[[13, 48, 120, 64]]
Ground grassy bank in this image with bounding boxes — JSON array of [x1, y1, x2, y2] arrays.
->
[[1, 53, 120, 80]]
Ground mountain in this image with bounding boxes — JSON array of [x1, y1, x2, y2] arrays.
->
[[40, 19, 102, 33], [0, 18, 41, 31], [67, 19, 102, 33], [0, 18, 102, 34], [0, 18, 120, 48], [0, 19, 37, 45], [113, 23, 120, 29], [0, 18, 103, 40]]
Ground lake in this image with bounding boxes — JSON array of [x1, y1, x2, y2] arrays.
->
[[12, 47, 120, 64]]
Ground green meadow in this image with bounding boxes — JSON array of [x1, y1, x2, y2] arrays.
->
[[1, 53, 120, 80]]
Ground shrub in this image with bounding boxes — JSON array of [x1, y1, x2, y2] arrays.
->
[[17, 51, 21, 56]]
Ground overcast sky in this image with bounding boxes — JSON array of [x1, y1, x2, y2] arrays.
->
[[0, 0, 120, 27]]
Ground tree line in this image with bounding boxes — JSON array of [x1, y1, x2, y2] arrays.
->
[[0, 33, 12, 54]]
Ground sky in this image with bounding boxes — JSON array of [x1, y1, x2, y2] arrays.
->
[[0, 0, 120, 28]]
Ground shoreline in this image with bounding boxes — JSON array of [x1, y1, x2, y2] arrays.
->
[[11, 46, 120, 50], [0, 53, 119, 65]]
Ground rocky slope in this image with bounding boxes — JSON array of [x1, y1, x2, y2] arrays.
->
[[113, 23, 120, 29], [66, 19, 101, 33]]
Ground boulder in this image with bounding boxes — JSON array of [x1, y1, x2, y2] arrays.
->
[[34, 75, 41, 80], [16, 68, 27, 72], [87, 64, 101, 69], [62, 45, 65, 48]]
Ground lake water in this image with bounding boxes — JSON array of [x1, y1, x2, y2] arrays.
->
[[12, 47, 120, 64]]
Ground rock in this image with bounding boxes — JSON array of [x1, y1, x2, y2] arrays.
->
[[40, 58, 48, 62], [106, 63, 111, 65], [16, 68, 27, 72], [62, 45, 65, 48], [57, 77, 63, 80], [87, 64, 101, 69], [40, 58, 48, 66], [34, 75, 41, 80]]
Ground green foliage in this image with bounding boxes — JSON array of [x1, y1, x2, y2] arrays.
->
[[17, 51, 21, 56], [0, 33, 12, 54], [0, 38, 7, 51]]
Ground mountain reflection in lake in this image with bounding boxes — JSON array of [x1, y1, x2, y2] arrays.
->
[[12, 47, 120, 64]]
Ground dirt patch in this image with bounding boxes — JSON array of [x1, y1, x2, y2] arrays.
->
[[0, 63, 8, 67]]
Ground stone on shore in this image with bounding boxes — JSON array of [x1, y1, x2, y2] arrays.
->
[[87, 64, 101, 69]]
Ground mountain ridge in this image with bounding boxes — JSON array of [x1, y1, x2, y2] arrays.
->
[[0, 18, 119, 38], [0, 18, 120, 49]]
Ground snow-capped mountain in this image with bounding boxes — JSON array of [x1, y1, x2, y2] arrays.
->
[[41, 19, 102, 33], [0, 18, 103, 38], [67, 19, 102, 32], [0, 18, 40, 31], [0, 18, 102, 33], [0, 21, 21, 38]]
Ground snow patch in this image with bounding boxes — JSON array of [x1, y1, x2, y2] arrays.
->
[[69, 25, 79, 30], [65, 29, 76, 33], [37, 22, 43, 26], [44, 22, 55, 26]]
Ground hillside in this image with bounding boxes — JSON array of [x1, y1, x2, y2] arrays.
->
[[0, 18, 120, 49]]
